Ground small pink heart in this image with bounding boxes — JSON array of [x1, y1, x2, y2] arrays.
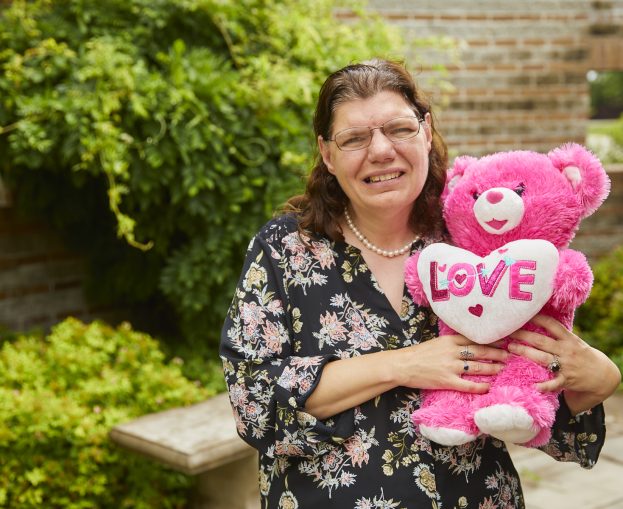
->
[[438, 264, 447, 272], [454, 273, 467, 285], [468, 304, 483, 317], [498, 248, 508, 254]]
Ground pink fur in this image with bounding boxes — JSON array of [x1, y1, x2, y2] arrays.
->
[[412, 389, 480, 437], [404, 252, 429, 306], [550, 249, 594, 313], [407, 143, 610, 448], [548, 143, 612, 217], [476, 351, 559, 447]]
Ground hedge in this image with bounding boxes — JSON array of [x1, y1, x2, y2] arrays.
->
[[0, 318, 213, 508], [576, 244, 623, 379]]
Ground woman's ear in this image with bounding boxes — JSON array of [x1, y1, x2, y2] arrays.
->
[[423, 112, 433, 151], [318, 135, 335, 175]]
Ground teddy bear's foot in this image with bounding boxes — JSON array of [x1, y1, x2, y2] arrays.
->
[[474, 404, 540, 444], [412, 388, 481, 446], [418, 425, 479, 446]]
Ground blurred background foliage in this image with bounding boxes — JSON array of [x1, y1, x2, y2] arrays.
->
[[576, 245, 623, 375], [589, 70, 623, 120], [0, 318, 211, 508], [0, 0, 413, 377], [587, 70, 623, 164], [583, 71, 623, 375]]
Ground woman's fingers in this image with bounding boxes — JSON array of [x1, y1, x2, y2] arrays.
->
[[535, 376, 564, 393], [456, 379, 491, 394], [529, 313, 571, 339], [460, 359, 506, 375], [457, 344, 509, 367], [414, 335, 507, 393], [510, 328, 558, 355], [470, 343, 509, 362], [507, 340, 555, 368]]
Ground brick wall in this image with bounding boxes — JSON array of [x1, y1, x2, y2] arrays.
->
[[364, 0, 623, 258], [589, 0, 623, 70], [1, 0, 623, 332], [365, 0, 613, 157], [0, 206, 118, 332]]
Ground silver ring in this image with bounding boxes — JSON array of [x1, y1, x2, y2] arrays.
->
[[547, 355, 561, 373], [460, 345, 474, 361]]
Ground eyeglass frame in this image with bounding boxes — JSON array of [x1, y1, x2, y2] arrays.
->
[[324, 115, 426, 151]]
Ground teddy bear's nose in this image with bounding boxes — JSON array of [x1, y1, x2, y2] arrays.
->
[[486, 190, 504, 204]]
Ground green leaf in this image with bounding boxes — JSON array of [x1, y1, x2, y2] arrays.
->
[[0, 0, 453, 355]]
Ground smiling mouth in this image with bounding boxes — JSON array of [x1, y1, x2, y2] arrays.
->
[[365, 171, 403, 184], [486, 219, 508, 230]]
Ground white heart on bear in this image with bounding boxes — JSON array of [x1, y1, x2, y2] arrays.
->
[[417, 239, 559, 344]]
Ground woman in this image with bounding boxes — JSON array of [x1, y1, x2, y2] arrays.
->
[[220, 59, 620, 508]]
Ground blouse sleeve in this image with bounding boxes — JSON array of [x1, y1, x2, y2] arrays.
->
[[220, 230, 355, 458], [538, 393, 606, 469]]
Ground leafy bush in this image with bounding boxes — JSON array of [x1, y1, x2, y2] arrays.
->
[[575, 245, 623, 380], [589, 71, 623, 119], [587, 118, 623, 164], [0, 0, 409, 348], [0, 318, 214, 508]]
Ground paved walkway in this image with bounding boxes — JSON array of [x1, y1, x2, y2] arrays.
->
[[509, 393, 623, 509]]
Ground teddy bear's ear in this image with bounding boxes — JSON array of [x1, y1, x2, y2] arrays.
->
[[547, 143, 611, 218], [443, 155, 478, 202]]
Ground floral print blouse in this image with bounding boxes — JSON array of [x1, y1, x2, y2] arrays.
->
[[220, 215, 606, 509]]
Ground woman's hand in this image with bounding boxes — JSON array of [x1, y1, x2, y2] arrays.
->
[[305, 334, 508, 420], [508, 313, 621, 415], [394, 333, 509, 394]]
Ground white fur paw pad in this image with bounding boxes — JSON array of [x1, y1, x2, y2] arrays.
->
[[474, 404, 539, 444], [419, 425, 479, 446]]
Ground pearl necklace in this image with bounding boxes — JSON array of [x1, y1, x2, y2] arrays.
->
[[344, 208, 419, 258]]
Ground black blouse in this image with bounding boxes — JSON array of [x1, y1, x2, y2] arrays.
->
[[220, 215, 605, 509]]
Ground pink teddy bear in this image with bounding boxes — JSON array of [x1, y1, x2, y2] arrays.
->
[[405, 143, 610, 447]]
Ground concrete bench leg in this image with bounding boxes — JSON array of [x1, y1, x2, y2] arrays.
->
[[191, 452, 260, 509]]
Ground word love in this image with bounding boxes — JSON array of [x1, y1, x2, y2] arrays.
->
[[417, 240, 559, 344], [431, 258, 539, 302]]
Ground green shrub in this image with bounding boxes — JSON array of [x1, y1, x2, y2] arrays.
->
[[0, 0, 416, 349], [575, 245, 623, 381], [587, 118, 623, 164], [589, 70, 623, 119], [0, 318, 214, 508]]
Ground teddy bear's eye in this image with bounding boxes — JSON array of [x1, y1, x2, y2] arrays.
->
[[514, 183, 526, 196], [472, 191, 480, 200]]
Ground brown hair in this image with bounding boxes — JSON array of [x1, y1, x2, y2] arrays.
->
[[283, 58, 448, 241]]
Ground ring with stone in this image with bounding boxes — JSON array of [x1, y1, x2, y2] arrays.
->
[[460, 345, 474, 361], [463, 360, 469, 372], [547, 355, 561, 373]]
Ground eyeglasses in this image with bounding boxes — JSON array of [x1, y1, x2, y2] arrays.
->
[[326, 116, 425, 151]]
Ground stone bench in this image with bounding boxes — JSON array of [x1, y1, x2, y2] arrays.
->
[[109, 392, 260, 509]]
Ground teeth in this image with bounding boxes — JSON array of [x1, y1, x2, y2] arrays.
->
[[368, 172, 401, 183]]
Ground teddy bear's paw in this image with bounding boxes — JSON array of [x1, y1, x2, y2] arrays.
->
[[418, 425, 479, 446], [474, 404, 540, 444]]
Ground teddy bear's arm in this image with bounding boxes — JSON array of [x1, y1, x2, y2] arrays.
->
[[405, 252, 430, 306], [550, 248, 594, 312]]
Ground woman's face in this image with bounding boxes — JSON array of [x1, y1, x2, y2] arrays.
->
[[318, 90, 432, 217]]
